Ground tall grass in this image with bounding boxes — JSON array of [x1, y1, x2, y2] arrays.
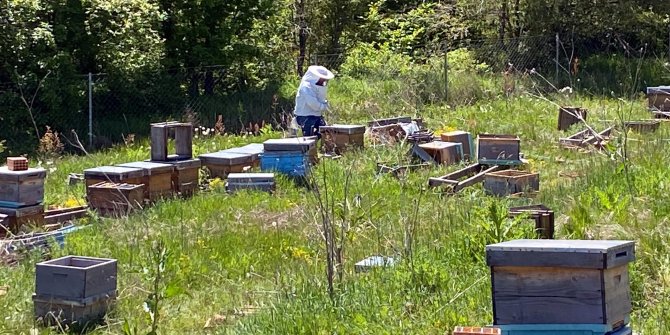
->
[[2, 71, 670, 334]]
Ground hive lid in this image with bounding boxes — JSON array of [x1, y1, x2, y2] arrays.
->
[[223, 143, 264, 156], [227, 173, 275, 183], [486, 239, 636, 269], [117, 161, 174, 175], [419, 141, 462, 150], [647, 86, 670, 94], [441, 130, 470, 137], [83, 166, 145, 179], [320, 124, 366, 134], [199, 151, 253, 165], [147, 158, 201, 170], [0, 167, 47, 181], [478, 134, 520, 141], [263, 137, 316, 152]]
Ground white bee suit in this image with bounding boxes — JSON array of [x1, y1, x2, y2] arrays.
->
[[293, 66, 333, 117]]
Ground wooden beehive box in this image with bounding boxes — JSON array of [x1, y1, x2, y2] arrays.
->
[[486, 239, 635, 328], [7, 157, 29, 171], [226, 173, 275, 193], [34, 255, 117, 328], [418, 141, 463, 165], [558, 106, 587, 131], [86, 182, 144, 215], [36, 255, 117, 300], [199, 151, 255, 179], [484, 170, 539, 196], [150, 121, 193, 161], [117, 161, 174, 201], [0, 167, 46, 208], [624, 120, 661, 133], [263, 137, 318, 164], [477, 134, 521, 165], [260, 151, 310, 177], [440, 131, 474, 160], [0, 204, 45, 235], [647, 86, 670, 112], [319, 124, 366, 154], [163, 158, 201, 196], [83, 166, 144, 187]]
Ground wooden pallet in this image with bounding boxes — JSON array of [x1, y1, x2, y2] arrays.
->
[[428, 163, 504, 192]]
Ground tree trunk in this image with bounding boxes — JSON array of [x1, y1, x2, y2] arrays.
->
[[189, 71, 200, 98], [499, 0, 509, 44], [204, 70, 214, 95], [296, 0, 307, 77]]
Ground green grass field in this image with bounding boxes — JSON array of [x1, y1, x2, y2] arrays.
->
[[2, 74, 670, 335]]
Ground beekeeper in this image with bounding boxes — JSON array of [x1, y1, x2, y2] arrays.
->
[[293, 65, 335, 138]]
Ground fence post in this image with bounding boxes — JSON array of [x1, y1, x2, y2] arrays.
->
[[444, 45, 448, 103], [555, 33, 560, 86], [88, 73, 93, 149], [668, 24, 670, 64]]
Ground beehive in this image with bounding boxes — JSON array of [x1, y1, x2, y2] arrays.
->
[[226, 173, 275, 192], [0, 167, 46, 207], [418, 141, 463, 165], [199, 151, 255, 179], [260, 151, 310, 177], [647, 86, 670, 112], [558, 107, 587, 131], [486, 239, 635, 330], [483, 170, 539, 196], [477, 134, 521, 165], [86, 182, 144, 215], [319, 124, 366, 154], [34, 255, 117, 328], [117, 161, 174, 201], [440, 131, 474, 160], [263, 137, 318, 164], [83, 166, 144, 187], [222, 143, 264, 167], [164, 158, 201, 196], [0, 204, 45, 235]]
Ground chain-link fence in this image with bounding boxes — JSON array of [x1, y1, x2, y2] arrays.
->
[[2, 32, 669, 157]]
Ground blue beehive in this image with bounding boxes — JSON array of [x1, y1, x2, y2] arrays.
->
[[260, 151, 310, 177], [497, 324, 632, 335]]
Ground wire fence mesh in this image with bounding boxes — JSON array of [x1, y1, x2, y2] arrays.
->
[[1, 32, 669, 157]]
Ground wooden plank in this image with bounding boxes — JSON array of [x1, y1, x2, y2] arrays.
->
[[492, 266, 602, 298], [44, 209, 89, 225], [493, 295, 604, 324], [174, 124, 193, 158], [150, 125, 168, 161], [604, 265, 632, 326], [437, 163, 482, 181], [454, 165, 502, 192]]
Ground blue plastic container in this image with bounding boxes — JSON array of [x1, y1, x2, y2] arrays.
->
[[260, 151, 310, 177], [498, 324, 632, 335]]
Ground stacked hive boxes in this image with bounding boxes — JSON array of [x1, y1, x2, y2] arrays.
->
[[83, 166, 145, 215], [486, 239, 635, 335], [33, 255, 117, 329], [319, 124, 366, 155], [260, 137, 316, 177], [147, 122, 201, 197], [0, 158, 46, 234]]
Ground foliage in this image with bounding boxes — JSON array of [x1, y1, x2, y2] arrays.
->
[[339, 43, 413, 79]]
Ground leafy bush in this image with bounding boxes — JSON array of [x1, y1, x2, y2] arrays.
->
[[339, 43, 413, 79]]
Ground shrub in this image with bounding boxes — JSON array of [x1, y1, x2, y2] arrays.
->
[[339, 43, 413, 79]]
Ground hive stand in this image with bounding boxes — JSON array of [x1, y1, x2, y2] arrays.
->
[[559, 127, 613, 149], [508, 204, 555, 239], [428, 163, 504, 192], [150, 121, 193, 161]]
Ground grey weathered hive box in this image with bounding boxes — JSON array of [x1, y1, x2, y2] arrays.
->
[[0, 167, 46, 207], [647, 86, 670, 111], [486, 239, 635, 328], [319, 124, 366, 134], [35, 255, 117, 300], [199, 151, 254, 166], [226, 173, 276, 192], [117, 161, 173, 175], [222, 143, 265, 161]]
